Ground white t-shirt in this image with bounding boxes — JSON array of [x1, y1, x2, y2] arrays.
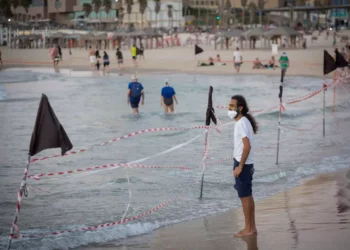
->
[[233, 116, 254, 164], [233, 51, 242, 62]]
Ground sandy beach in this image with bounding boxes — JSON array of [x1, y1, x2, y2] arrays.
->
[[78, 168, 350, 250], [0, 33, 341, 78]]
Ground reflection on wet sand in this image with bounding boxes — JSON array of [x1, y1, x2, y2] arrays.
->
[[79, 169, 350, 250]]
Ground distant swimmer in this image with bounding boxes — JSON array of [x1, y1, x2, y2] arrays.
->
[[88, 46, 96, 74], [127, 75, 144, 115], [160, 80, 178, 113], [131, 44, 138, 67], [103, 51, 110, 75]]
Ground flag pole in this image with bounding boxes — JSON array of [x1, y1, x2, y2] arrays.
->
[[276, 69, 284, 165], [323, 76, 326, 137], [194, 54, 197, 82], [7, 154, 31, 250], [199, 131, 208, 199]]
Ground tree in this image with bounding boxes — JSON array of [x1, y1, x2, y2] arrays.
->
[[118, 7, 125, 25], [92, 0, 102, 19], [241, 0, 247, 25], [154, 0, 160, 29], [257, 0, 266, 25], [138, 0, 147, 29], [167, 4, 173, 29], [225, 0, 232, 28], [12, 0, 19, 19], [103, 0, 112, 20], [20, 0, 31, 13], [125, 0, 133, 29], [83, 3, 93, 19], [248, 2, 257, 26], [0, 0, 14, 18]]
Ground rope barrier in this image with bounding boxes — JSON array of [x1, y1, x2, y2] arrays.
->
[[11, 198, 174, 239], [28, 163, 191, 181], [29, 126, 216, 163]]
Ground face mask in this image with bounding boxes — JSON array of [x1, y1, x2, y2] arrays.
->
[[228, 108, 240, 119]]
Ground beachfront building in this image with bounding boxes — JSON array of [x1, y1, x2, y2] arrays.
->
[[11, 0, 78, 24], [72, 0, 183, 30]]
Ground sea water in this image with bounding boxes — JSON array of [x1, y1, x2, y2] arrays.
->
[[0, 68, 350, 250]]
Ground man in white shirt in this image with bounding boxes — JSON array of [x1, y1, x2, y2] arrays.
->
[[228, 95, 258, 237], [233, 47, 243, 73]]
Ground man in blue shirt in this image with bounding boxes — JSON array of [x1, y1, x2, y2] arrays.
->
[[127, 75, 145, 115], [160, 79, 178, 113]]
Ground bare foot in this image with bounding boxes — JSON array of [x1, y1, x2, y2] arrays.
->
[[234, 229, 254, 238]]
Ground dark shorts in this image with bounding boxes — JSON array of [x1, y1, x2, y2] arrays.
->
[[104, 62, 110, 67], [118, 59, 123, 64], [234, 62, 241, 67], [163, 97, 173, 106], [132, 56, 137, 60], [130, 98, 140, 109], [233, 159, 254, 198]]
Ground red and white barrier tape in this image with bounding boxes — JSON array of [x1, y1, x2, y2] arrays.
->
[[216, 79, 341, 111], [11, 198, 173, 239], [28, 163, 190, 181], [30, 126, 217, 163]]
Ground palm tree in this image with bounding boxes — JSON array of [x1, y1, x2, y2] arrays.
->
[[12, 0, 20, 20], [167, 4, 173, 29], [92, 0, 102, 19], [248, 2, 257, 26], [125, 0, 133, 30], [154, 0, 160, 30], [118, 7, 125, 26], [138, 0, 147, 29], [83, 3, 93, 19], [241, 0, 247, 25], [103, 0, 112, 20], [20, 0, 31, 20], [225, 0, 232, 28], [257, 0, 266, 25]]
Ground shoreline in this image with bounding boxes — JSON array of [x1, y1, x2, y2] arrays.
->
[[77, 168, 350, 250], [0, 64, 331, 79]]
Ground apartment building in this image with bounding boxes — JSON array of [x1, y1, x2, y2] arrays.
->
[[11, 0, 77, 24]]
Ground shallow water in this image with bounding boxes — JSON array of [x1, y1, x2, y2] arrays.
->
[[0, 68, 350, 250]]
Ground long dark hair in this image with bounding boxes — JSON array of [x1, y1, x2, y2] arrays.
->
[[231, 95, 258, 134]]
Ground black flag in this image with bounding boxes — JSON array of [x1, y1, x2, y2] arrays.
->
[[323, 50, 337, 75], [195, 44, 204, 55], [206, 86, 217, 126], [335, 50, 348, 68], [29, 94, 73, 156]]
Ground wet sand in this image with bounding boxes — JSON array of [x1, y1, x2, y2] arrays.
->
[[78, 168, 350, 250]]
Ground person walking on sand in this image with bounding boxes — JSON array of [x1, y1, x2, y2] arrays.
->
[[103, 51, 110, 75], [228, 95, 258, 238], [131, 44, 138, 67], [116, 47, 123, 74], [161, 79, 178, 114], [49, 44, 59, 73], [279, 52, 289, 76], [139, 43, 145, 59], [233, 47, 243, 73], [127, 75, 144, 115], [88, 46, 97, 73]]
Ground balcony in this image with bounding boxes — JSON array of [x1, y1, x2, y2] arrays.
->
[[73, 2, 122, 12]]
